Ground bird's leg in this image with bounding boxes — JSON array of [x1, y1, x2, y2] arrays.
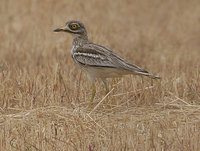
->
[[102, 79, 111, 108], [104, 82, 109, 95], [87, 75, 96, 104], [102, 78, 109, 95], [90, 83, 96, 103]]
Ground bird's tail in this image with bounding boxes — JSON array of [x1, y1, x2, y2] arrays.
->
[[123, 61, 160, 79], [136, 70, 161, 79]]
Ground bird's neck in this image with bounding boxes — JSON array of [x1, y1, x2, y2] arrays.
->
[[73, 36, 89, 47]]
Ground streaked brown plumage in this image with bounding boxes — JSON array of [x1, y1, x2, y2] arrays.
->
[[54, 20, 160, 102]]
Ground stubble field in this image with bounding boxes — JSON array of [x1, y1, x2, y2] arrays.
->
[[0, 0, 200, 150]]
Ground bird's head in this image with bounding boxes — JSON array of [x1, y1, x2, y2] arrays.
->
[[54, 20, 87, 39]]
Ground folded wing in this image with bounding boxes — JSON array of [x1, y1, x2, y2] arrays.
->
[[73, 44, 160, 79]]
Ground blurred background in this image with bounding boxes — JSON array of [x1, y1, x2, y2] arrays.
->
[[1, 0, 200, 70]]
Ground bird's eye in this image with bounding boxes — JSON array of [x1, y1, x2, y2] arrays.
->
[[70, 24, 78, 30]]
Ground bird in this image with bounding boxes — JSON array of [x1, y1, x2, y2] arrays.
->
[[54, 20, 160, 102]]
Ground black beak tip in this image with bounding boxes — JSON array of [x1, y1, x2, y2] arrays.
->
[[54, 28, 61, 32]]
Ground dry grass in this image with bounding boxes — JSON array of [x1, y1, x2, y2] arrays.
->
[[0, 0, 200, 150]]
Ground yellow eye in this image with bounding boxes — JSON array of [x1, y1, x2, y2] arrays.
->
[[71, 24, 78, 30]]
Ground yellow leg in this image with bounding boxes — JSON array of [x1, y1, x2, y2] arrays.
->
[[90, 83, 96, 103], [104, 82, 109, 95], [102, 80, 110, 106]]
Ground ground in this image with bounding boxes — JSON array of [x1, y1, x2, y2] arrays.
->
[[0, 0, 200, 150]]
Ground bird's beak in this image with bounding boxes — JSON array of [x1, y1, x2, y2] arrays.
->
[[54, 27, 68, 32]]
